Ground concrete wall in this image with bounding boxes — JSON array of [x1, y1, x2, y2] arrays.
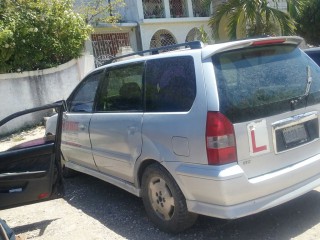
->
[[121, 1, 140, 22], [0, 54, 95, 135]]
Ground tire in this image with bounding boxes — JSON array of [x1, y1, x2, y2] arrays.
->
[[141, 163, 198, 233]]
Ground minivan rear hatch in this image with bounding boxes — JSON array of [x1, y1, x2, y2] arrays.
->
[[212, 39, 320, 179]]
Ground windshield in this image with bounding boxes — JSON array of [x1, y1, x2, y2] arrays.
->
[[213, 45, 320, 123]]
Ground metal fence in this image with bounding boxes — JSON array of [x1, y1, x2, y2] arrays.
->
[[169, 0, 188, 18], [143, 0, 165, 18], [91, 33, 130, 67], [191, 0, 210, 17], [150, 30, 177, 51], [143, 0, 212, 18]]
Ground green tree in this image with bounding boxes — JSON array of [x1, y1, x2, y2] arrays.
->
[[75, 0, 126, 24], [197, 25, 210, 44], [0, 0, 92, 73], [209, 0, 303, 41], [285, 0, 303, 18], [295, 0, 320, 46]]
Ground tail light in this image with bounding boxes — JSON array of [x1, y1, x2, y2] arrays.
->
[[206, 112, 237, 165]]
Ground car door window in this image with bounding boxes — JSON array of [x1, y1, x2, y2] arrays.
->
[[96, 63, 144, 111], [145, 56, 196, 112], [68, 71, 103, 113]]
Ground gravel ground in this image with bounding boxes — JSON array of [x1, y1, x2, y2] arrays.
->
[[1, 173, 320, 240], [2, 128, 320, 239]]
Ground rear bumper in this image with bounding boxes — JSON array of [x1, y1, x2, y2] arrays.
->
[[171, 153, 320, 219], [186, 173, 320, 219]]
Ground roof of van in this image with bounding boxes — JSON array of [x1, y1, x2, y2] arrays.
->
[[93, 36, 303, 73]]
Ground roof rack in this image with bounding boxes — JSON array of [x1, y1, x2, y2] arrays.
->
[[103, 41, 203, 65]]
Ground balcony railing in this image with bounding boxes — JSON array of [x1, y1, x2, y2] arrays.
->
[[142, 0, 211, 19], [169, 0, 188, 18], [143, 0, 165, 19], [191, 0, 210, 17]]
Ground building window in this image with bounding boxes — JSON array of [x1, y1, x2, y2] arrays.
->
[[169, 0, 188, 18], [143, 0, 165, 19], [150, 30, 177, 50], [268, 0, 287, 12], [191, 0, 210, 17]]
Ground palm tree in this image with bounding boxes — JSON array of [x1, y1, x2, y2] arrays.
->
[[285, 0, 305, 19], [209, 0, 304, 41]]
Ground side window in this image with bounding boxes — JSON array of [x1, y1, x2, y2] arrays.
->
[[308, 52, 320, 66], [96, 63, 144, 111], [145, 56, 196, 112], [68, 71, 102, 113]]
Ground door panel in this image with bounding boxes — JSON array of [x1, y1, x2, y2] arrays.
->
[[0, 102, 64, 210], [61, 113, 97, 170], [90, 113, 143, 182], [61, 70, 104, 170], [91, 63, 144, 182]]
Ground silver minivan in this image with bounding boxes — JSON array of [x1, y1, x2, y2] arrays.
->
[[46, 36, 320, 232]]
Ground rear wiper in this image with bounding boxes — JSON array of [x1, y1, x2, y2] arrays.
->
[[290, 66, 312, 110], [304, 65, 312, 98]]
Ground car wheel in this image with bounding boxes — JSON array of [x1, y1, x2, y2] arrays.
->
[[141, 163, 198, 233]]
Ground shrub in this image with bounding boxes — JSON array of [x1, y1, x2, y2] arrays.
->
[[0, 0, 92, 73], [295, 0, 320, 46]]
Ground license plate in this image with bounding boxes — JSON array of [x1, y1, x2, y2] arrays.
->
[[282, 124, 308, 145]]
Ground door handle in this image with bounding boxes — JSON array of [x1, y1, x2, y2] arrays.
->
[[79, 124, 86, 131], [128, 126, 136, 135]]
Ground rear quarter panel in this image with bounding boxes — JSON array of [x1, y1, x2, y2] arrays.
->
[[139, 51, 208, 167]]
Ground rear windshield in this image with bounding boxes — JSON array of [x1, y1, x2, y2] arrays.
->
[[213, 45, 320, 123]]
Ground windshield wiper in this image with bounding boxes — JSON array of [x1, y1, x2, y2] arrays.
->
[[290, 66, 313, 110]]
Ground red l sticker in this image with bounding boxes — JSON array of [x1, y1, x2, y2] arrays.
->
[[251, 129, 267, 153]]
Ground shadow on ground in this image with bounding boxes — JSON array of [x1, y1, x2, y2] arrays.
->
[[12, 219, 59, 237], [64, 173, 320, 240]]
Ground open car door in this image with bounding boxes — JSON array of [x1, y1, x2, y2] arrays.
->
[[0, 101, 65, 209]]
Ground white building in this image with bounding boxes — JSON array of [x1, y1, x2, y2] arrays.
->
[[87, 0, 214, 66], [86, 0, 288, 66], [268, 0, 287, 11]]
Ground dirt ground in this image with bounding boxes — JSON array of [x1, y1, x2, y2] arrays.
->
[[2, 128, 320, 239], [1, 173, 320, 240]]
